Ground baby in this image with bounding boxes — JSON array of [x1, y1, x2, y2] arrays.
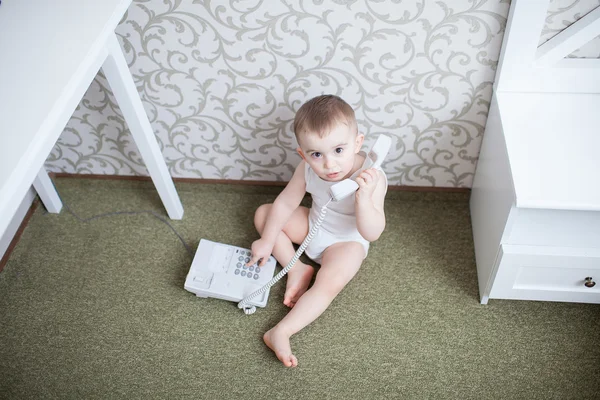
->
[[246, 95, 388, 367]]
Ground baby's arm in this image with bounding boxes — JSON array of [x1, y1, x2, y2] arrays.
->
[[247, 161, 307, 266], [355, 168, 387, 242]]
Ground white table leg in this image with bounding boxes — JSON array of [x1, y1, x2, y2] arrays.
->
[[102, 33, 184, 220], [33, 167, 63, 213]]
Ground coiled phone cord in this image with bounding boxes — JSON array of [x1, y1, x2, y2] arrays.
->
[[237, 198, 332, 315]]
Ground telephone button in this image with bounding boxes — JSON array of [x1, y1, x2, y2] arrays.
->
[[253, 274, 259, 280], [234, 269, 240, 275], [249, 266, 254, 272], [241, 271, 247, 277], [255, 268, 261, 273]]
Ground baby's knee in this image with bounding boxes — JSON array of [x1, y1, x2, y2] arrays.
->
[[322, 275, 349, 297], [254, 203, 272, 232]]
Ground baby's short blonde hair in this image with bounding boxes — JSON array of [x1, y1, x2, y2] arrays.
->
[[293, 95, 357, 140]]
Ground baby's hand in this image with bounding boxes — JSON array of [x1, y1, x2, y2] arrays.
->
[[355, 168, 380, 199], [246, 238, 273, 267]]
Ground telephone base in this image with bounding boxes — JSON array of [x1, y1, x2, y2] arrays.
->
[[184, 239, 277, 308]]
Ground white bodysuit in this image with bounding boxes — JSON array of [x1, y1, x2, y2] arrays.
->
[[303, 151, 388, 264]]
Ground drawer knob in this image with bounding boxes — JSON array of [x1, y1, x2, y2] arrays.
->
[[584, 277, 596, 288]]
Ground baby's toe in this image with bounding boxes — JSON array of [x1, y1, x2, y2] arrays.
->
[[283, 298, 296, 308], [281, 354, 297, 368]]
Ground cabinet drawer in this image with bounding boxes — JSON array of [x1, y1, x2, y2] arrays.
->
[[490, 245, 600, 303]]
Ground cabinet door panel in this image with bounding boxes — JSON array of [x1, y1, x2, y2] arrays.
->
[[506, 208, 600, 248]]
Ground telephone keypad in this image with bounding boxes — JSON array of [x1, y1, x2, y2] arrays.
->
[[232, 249, 264, 282], [235, 263, 261, 280]]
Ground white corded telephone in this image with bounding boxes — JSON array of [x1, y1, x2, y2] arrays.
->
[[184, 135, 392, 314], [184, 239, 278, 308]]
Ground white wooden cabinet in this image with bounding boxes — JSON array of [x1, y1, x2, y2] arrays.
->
[[470, 92, 600, 304], [470, 0, 600, 304]]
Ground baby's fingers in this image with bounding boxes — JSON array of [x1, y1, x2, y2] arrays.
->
[[246, 253, 261, 267], [246, 253, 270, 267], [258, 256, 269, 266], [363, 169, 378, 181], [355, 175, 367, 188]]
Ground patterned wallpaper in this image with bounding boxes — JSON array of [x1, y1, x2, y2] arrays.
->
[[540, 0, 600, 58], [45, 0, 599, 187]]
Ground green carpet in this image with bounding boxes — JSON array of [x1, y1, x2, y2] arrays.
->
[[1, 177, 598, 399]]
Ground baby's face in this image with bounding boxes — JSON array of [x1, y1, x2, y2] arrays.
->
[[297, 123, 364, 182]]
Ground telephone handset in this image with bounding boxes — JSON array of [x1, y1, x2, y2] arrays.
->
[[184, 135, 392, 314], [329, 134, 392, 201]]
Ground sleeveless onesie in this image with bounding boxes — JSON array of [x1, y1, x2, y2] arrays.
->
[[303, 151, 388, 264]]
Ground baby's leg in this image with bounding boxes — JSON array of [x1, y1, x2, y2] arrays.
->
[[264, 241, 365, 367], [253, 204, 314, 307]]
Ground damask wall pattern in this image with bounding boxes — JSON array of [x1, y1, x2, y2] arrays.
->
[[44, 0, 597, 187], [540, 0, 600, 58]]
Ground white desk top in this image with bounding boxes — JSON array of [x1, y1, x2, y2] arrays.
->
[[0, 0, 131, 233], [497, 92, 600, 211]]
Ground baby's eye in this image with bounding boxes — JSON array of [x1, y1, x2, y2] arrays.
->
[[335, 147, 343, 154], [311, 152, 322, 159]]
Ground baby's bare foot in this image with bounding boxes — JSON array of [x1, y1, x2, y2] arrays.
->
[[264, 327, 297, 367], [284, 262, 314, 307]]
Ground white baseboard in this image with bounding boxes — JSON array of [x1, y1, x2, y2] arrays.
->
[[0, 187, 36, 262]]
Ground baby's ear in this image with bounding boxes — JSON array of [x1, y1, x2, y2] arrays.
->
[[355, 133, 365, 153], [296, 147, 307, 161]]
